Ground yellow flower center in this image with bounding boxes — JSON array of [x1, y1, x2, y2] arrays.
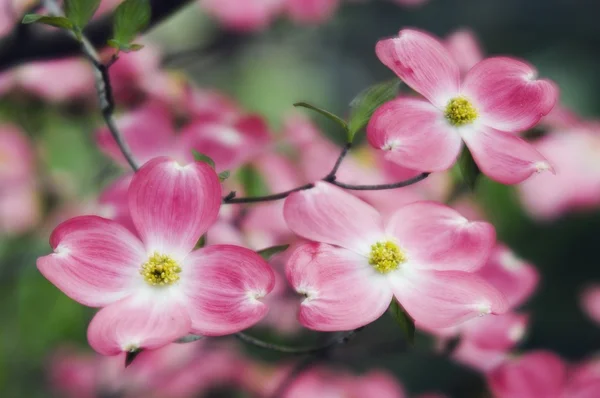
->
[[140, 252, 181, 286], [444, 97, 478, 126], [368, 241, 406, 274]]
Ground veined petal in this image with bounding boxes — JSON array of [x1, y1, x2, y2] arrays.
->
[[390, 270, 508, 329], [181, 245, 275, 335], [488, 351, 566, 398], [87, 295, 191, 356], [376, 29, 460, 107], [37, 216, 145, 307], [286, 242, 393, 331], [462, 127, 552, 184], [386, 201, 495, 272], [129, 157, 221, 258], [283, 182, 385, 253], [367, 97, 462, 172], [462, 57, 559, 132]]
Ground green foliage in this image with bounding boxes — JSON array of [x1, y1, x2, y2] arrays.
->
[[64, 0, 102, 31], [293, 102, 348, 134], [218, 170, 231, 182], [388, 300, 415, 345], [237, 165, 270, 197], [347, 80, 400, 142], [257, 244, 290, 261], [192, 150, 216, 169], [109, 0, 151, 52], [457, 146, 482, 190], [21, 15, 73, 30]]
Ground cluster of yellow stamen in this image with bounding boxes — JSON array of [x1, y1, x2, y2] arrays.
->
[[368, 241, 406, 274], [444, 97, 478, 126], [140, 252, 181, 286]]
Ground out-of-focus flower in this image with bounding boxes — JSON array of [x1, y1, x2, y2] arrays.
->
[[488, 351, 600, 398], [286, 0, 340, 24], [444, 29, 484, 75], [37, 158, 275, 355], [49, 341, 245, 398], [0, 0, 33, 37], [518, 125, 600, 220], [581, 284, 600, 325], [200, 0, 285, 31], [368, 28, 558, 184], [284, 183, 506, 331]]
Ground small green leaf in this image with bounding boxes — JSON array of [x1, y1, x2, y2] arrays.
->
[[237, 166, 270, 197], [21, 14, 74, 30], [293, 102, 348, 132], [388, 300, 415, 345], [218, 170, 231, 182], [112, 0, 151, 48], [107, 39, 144, 52], [64, 0, 102, 29], [125, 348, 142, 367], [194, 234, 206, 250], [347, 80, 400, 142], [257, 244, 290, 261], [176, 334, 204, 344], [192, 150, 215, 169], [458, 146, 481, 190]]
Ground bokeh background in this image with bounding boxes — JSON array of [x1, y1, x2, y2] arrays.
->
[[1, 0, 600, 396]]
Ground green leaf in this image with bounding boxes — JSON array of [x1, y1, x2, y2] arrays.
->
[[107, 39, 145, 52], [218, 170, 231, 182], [64, 0, 102, 29], [458, 146, 482, 190], [237, 166, 270, 197], [176, 334, 204, 344], [194, 234, 206, 250], [21, 14, 74, 30], [257, 244, 290, 261], [192, 150, 215, 169], [388, 300, 415, 345], [294, 102, 348, 132], [347, 80, 400, 142], [111, 0, 151, 48]]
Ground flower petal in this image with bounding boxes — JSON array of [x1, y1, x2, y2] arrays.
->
[[37, 216, 145, 307], [283, 182, 385, 253], [181, 245, 275, 335], [386, 201, 495, 272], [462, 127, 552, 184], [390, 270, 508, 329], [129, 157, 222, 257], [488, 351, 567, 398], [376, 29, 460, 107], [87, 295, 191, 356], [286, 242, 393, 331], [461, 312, 529, 351], [462, 57, 558, 132], [367, 97, 462, 172]]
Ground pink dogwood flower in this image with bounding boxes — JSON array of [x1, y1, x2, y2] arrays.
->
[[37, 157, 275, 355], [367, 29, 558, 184], [581, 284, 600, 325], [283, 182, 507, 331]]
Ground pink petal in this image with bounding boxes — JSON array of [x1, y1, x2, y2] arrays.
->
[[286, 242, 393, 331], [462, 57, 559, 132], [462, 127, 552, 184], [98, 174, 135, 235], [581, 285, 600, 325], [129, 157, 221, 257], [200, 0, 284, 31], [476, 244, 539, 309], [181, 245, 275, 335], [87, 295, 191, 355], [37, 216, 145, 307], [462, 312, 529, 351], [286, 0, 339, 23], [386, 201, 495, 272], [283, 182, 385, 253], [488, 351, 567, 398], [445, 29, 484, 75], [96, 101, 176, 167], [375, 29, 460, 107], [367, 97, 463, 172], [390, 270, 508, 329], [452, 340, 511, 373]]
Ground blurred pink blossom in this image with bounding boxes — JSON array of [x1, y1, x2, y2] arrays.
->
[[581, 284, 600, 325]]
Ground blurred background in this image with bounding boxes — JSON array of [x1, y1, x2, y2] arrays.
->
[[1, 0, 600, 396]]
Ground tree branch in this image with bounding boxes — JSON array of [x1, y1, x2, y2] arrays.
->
[[0, 0, 193, 72]]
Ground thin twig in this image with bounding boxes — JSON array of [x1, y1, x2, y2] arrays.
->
[[43, 0, 139, 172], [331, 172, 430, 191], [323, 142, 352, 181], [235, 328, 363, 355], [223, 183, 315, 204]]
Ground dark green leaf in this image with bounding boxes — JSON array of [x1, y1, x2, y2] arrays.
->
[[218, 170, 231, 182], [112, 0, 151, 47], [237, 166, 270, 197], [64, 0, 102, 29], [257, 244, 290, 261], [176, 334, 204, 344], [194, 234, 206, 250], [388, 300, 415, 345], [125, 348, 142, 367], [192, 150, 215, 169], [347, 80, 400, 142], [293, 102, 348, 132], [458, 146, 481, 190], [21, 14, 74, 30]]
